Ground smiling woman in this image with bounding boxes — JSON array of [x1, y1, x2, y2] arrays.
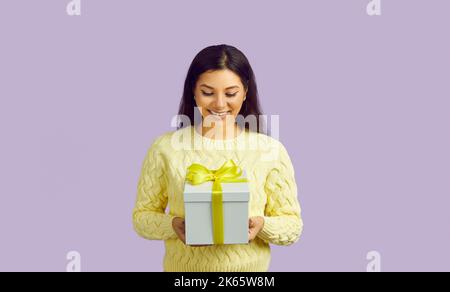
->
[[133, 44, 303, 272]]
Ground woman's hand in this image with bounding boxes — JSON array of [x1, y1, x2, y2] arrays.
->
[[172, 217, 186, 243], [172, 217, 211, 247], [248, 216, 265, 241]]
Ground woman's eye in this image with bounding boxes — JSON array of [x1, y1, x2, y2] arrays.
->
[[201, 91, 214, 96], [201, 91, 237, 97]]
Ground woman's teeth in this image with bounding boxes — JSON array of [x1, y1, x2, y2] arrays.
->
[[209, 110, 231, 116]]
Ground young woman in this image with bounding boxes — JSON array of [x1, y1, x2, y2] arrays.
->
[[133, 44, 303, 272]]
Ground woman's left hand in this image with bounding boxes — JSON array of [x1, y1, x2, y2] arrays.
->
[[248, 216, 265, 241]]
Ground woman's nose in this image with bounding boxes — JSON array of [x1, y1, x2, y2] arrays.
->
[[214, 95, 227, 108]]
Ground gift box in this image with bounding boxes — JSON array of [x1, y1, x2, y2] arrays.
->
[[183, 160, 249, 245]]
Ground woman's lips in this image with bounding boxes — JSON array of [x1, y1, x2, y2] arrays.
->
[[208, 109, 232, 119]]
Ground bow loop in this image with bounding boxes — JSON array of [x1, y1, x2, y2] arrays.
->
[[186, 160, 246, 185]]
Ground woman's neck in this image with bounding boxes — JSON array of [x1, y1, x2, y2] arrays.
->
[[196, 123, 242, 140]]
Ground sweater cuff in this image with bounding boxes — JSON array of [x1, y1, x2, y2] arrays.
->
[[164, 214, 178, 240], [257, 216, 278, 243]]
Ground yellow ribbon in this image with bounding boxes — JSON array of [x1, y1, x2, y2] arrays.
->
[[185, 160, 248, 245]]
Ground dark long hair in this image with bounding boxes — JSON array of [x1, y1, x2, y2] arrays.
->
[[177, 44, 266, 134]]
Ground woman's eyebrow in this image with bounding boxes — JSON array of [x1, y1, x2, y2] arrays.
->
[[200, 84, 240, 90]]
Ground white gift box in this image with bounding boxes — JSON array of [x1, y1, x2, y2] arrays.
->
[[183, 172, 249, 245]]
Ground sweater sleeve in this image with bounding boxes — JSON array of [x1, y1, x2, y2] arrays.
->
[[132, 138, 178, 241], [257, 142, 304, 246]]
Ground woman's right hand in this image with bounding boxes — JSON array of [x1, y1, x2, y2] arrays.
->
[[171, 217, 211, 247]]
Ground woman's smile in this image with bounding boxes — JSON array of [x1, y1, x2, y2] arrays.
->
[[208, 109, 232, 119]]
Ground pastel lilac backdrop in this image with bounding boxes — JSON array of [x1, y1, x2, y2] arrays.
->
[[0, 0, 449, 272]]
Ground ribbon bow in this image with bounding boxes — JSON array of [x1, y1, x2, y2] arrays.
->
[[185, 160, 248, 244]]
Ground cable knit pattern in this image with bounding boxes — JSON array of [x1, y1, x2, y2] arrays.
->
[[132, 126, 303, 272]]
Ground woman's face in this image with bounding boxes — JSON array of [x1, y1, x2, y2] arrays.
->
[[193, 69, 247, 127]]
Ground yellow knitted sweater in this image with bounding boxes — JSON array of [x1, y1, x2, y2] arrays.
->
[[132, 125, 303, 272]]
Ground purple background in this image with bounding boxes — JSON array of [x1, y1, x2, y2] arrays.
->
[[0, 0, 449, 272]]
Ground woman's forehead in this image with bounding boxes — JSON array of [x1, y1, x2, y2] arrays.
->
[[197, 69, 242, 89]]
